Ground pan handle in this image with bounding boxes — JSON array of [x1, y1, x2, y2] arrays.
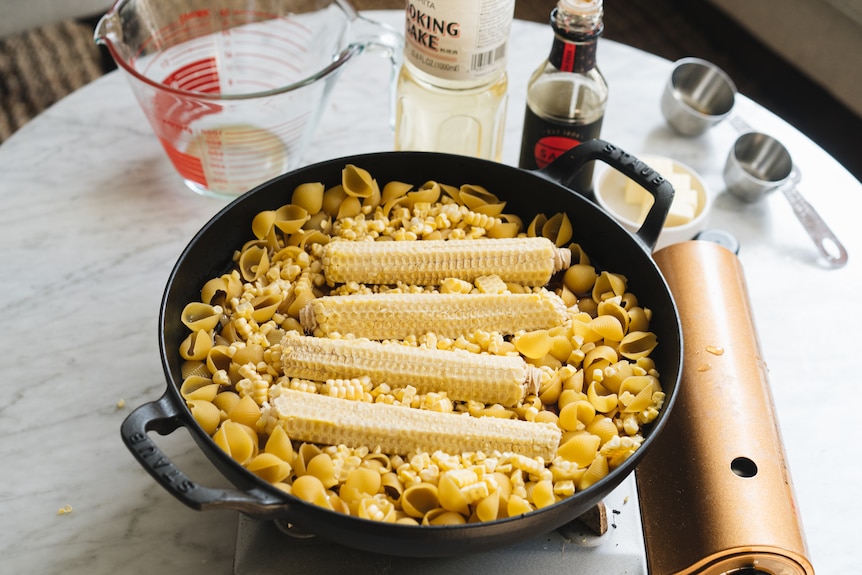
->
[[537, 139, 675, 251], [120, 392, 289, 518]]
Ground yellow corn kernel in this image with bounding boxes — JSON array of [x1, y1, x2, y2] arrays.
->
[[474, 274, 507, 294], [321, 237, 571, 287], [272, 389, 561, 459], [440, 277, 473, 294], [299, 290, 567, 340], [282, 333, 542, 407]]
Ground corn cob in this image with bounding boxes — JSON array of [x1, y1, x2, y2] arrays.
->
[[281, 333, 542, 407], [299, 290, 568, 340], [321, 237, 571, 287], [272, 389, 561, 459]]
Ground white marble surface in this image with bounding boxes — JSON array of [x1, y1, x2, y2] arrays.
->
[[1, 10, 859, 574]]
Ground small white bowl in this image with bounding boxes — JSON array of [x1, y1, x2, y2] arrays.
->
[[595, 154, 712, 251]]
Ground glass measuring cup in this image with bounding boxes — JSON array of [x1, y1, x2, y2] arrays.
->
[[95, 0, 402, 198]]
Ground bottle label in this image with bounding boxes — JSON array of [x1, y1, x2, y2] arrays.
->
[[403, 0, 514, 83], [518, 106, 604, 193], [549, 37, 598, 73]]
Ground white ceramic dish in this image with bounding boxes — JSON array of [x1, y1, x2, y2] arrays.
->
[[595, 154, 711, 251]]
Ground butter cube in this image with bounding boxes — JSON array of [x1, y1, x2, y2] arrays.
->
[[636, 170, 699, 227], [664, 173, 698, 227]]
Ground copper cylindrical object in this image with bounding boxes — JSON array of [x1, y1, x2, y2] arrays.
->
[[637, 241, 814, 575]]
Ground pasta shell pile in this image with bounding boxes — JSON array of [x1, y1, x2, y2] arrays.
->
[[177, 164, 665, 526]]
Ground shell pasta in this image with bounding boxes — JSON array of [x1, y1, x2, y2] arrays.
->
[[177, 164, 666, 525]]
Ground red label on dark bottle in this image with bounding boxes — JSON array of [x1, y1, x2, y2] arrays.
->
[[533, 135, 581, 169], [560, 44, 577, 73], [549, 35, 598, 74], [519, 106, 604, 194]]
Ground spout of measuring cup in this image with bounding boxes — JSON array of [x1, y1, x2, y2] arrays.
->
[[93, 11, 120, 47], [93, 9, 136, 74], [349, 16, 404, 129]]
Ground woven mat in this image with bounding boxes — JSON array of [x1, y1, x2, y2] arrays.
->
[[0, 20, 104, 142]]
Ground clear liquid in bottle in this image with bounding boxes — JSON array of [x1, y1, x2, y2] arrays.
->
[[395, 61, 508, 161]]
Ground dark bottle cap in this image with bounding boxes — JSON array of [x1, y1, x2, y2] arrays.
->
[[694, 229, 740, 254]]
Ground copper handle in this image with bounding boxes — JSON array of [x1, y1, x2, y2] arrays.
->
[[637, 241, 815, 575]]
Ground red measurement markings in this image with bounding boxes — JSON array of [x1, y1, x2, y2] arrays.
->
[[161, 57, 221, 93], [159, 137, 207, 187]]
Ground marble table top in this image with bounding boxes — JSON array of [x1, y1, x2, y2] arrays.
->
[[1, 10, 859, 575]]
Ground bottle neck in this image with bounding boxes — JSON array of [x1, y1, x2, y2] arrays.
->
[[547, 6, 603, 74]]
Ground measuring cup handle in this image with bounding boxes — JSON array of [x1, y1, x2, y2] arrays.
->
[[728, 114, 753, 134], [352, 15, 405, 129], [782, 184, 848, 268]]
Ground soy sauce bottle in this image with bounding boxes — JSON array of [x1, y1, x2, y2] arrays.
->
[[518, 0, 608, 196]]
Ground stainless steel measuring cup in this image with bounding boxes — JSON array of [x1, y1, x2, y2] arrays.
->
[[95, 0, 402, 198], [661, 57, 737, 136], [724, 132, 848, 268]]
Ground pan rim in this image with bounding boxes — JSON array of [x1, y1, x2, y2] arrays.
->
[[154, 149, 682, 553]]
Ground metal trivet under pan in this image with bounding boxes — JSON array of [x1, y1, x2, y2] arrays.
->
[[233, 474, 646, 574]]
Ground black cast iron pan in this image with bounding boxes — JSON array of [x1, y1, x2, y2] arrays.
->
[[121, 139, 682, 557]]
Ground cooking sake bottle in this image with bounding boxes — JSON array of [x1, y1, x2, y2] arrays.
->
[[395, 0, 515, 161], [518, 0, 608, 195]]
